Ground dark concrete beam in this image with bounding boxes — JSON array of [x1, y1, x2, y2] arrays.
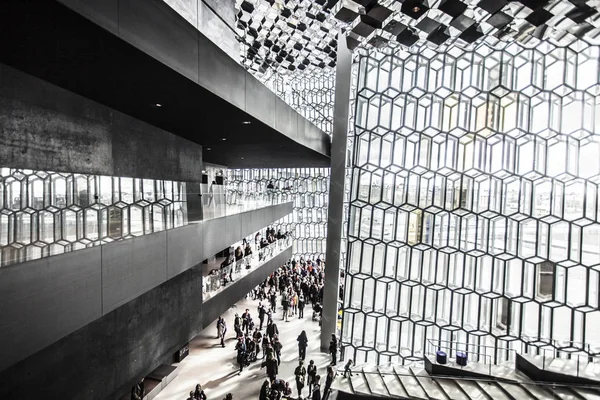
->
[[0, 63, 202, 181]]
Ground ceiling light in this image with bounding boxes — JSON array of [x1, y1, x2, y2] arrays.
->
[[154, 103, 162, 107], [202, 170, 206, 174], [241, 157, 244, 159], [222, 138, 227, 141], [413, 6, 421, 13], [242, 121, 252, 125], [207, 147, 211, 150]]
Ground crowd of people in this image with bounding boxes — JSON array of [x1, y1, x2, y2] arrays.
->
[[206, 227, 292, 288], [212, 257, 341, 400]]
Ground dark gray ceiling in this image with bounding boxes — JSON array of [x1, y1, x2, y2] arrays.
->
[[0, 0, 331, 169]]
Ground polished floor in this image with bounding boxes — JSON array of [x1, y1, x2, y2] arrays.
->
[[154, 295, 331, 400]]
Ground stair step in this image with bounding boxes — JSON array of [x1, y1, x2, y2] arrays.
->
[[378, 366, 409, 399], [550, 386, 583, 400], [361, 366, 389, 397], [498, 381, 538, 400], [411, 367, 448, 400], [454, 380, 489, 400], [475, 381, 511, 400], [396, 368, 428, 399], [571, 387, 600, 400], [434, 378, 469, 400]]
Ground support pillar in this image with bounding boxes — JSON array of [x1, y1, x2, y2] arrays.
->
[[321, 33, 352, 352]]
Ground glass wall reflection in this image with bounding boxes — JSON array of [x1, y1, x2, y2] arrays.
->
[[0, 168, 187, 267]]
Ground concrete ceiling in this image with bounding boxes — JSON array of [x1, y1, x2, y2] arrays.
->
[[0, 0, 331, 169]]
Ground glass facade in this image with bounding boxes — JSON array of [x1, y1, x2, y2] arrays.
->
[[0, 168, 187, 267], [342, 39, 600, 365], [227, 168, 329, 260]]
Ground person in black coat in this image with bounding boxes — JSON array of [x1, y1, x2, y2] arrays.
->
[[311, 375, 322, 400], [194, 384, 207, 400], [266, 354, 278, 382], [259, 379, 270, 400], [298, 293, 306, 319], [329, 334, 338, 365], [266, 319, 278, 342], [297, 330, 308, 360]]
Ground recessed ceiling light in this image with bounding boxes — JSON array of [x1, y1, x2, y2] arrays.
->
[[154, 103, 162, 107], [222, 138, 227, 141], [207, 147, 211, 150], [241, 157, 244, 159], [202, 170, 207, 173], [242, 121, 252, 125]]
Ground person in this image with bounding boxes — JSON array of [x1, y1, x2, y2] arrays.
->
[[253, 328, 263, 355], [259, 379, 270, 400], [343, 359, 353, 378], [267, 181, 274, 189], [217, 316, 227, 347], [311, 375, 321, 400], [295, 360, 306, 399], [266, 352, 278, 382], [235, 245, 244, 261], [283, 381, 293, 398], [187, 390, 196, 400], [266, 319, 279, 342], [323, 365, 335, 399], [258, 302, 267, 330], [298, 293, 305, 319], [282, 295, 289, 322], [273, 336, 283, 366], [194, 384, 207, 400], [307, 359, 317, 394], [262, 335, 271, 359], [236, 337, 246, 375], [329, 334, 338, 365], [234, 313, 242, 338], [131, 378, 145, 400], [270, 290, 277, 313], [223, 394, 233, 400], [297, 330, 308, 361], [245, 243, 253, 257], [242, 309, 251, 334]]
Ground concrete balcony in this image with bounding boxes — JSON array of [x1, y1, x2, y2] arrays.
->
[[0, 201, 292, 374]]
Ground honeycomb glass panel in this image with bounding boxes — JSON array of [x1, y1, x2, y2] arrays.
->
[[342, 39, 600, 365], [0, 169, 187, 267], [227, 168, 330, 261]]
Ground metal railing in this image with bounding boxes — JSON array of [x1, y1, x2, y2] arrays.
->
[[203, 236, 291, 300], [426, 338, 494, 376], [424, 337, 600, 381]]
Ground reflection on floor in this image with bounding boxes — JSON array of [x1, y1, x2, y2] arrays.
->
[[154, 296, 330, 400]]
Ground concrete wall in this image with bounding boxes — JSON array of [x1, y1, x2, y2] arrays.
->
[[0, 201, 292, 374], [162, 0, 239, 62], [0, 63, 203, 181], [54, 0, 330, 157], [0, 246, 291, 400]]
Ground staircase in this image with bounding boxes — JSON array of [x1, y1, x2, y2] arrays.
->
[[517, 353, 600, 385], [331, 362, 600, 400]]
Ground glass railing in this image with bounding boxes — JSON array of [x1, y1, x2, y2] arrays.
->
[[201, 185, 287, 221], [202, 236, 292, 301]]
